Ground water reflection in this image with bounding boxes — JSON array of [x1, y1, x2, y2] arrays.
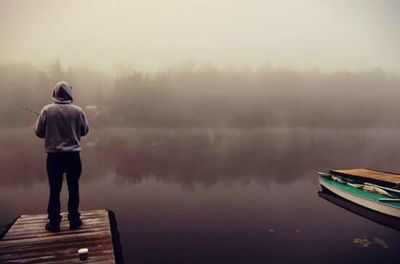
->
[[1, 127, 400, 263], [3, 127, 400, 188]]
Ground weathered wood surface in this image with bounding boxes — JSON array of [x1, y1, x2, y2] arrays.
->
[[332, 168, 400, 185], [0, 209, 116, 264]]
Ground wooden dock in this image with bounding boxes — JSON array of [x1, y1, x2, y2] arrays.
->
[[0, 209, 122, 264], [331, 168, 400, 187]]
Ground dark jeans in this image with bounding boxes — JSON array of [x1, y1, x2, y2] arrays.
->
[[47, 152, 82, 224]]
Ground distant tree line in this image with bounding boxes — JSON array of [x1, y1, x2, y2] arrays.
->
[[1, 61, 400, 128]]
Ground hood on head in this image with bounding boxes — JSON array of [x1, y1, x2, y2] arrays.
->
[[53, 81, 73, 104]]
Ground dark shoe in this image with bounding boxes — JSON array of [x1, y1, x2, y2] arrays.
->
[[45, 222, 60, 232], [69, 219, 82, 230]]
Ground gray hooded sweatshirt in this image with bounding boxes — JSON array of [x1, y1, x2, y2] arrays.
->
[[34, 81, 89, 152]]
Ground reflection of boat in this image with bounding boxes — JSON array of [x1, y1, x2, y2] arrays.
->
[[318, 191, 400, 231], [318, 169, 400, 218]]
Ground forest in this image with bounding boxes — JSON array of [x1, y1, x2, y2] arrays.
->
[[1, 60, 400, 128]]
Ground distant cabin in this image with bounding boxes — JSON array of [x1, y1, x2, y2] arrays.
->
[[85, 105, 110, 118]]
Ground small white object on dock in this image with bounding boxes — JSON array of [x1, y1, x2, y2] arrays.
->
[[78, 248, 89, 260]]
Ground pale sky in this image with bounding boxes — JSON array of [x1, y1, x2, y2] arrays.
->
[[0, 0, 399, 72]]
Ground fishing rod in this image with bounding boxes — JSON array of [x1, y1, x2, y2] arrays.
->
[[19, 106, 40, 117]]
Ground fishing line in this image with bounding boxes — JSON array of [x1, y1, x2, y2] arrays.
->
[[19, 106, 40, 117]]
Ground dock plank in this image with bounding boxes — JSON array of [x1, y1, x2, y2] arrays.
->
[[331, 168, 400, 186], [0, 209, 118, 264]]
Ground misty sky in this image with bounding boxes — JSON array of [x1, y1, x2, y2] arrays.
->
[[0, 0, 399, 73]]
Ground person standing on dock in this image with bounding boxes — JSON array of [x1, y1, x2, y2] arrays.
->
[[34, 81, 89, 232]]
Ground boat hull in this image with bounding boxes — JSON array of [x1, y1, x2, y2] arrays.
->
[[318, 191, 400, 231], [319, 177, 400, 218]]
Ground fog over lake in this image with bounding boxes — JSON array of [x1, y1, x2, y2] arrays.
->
[[1, 1, 400, 263], [1, 60, 400, 264], [1, 127, 400, 263]]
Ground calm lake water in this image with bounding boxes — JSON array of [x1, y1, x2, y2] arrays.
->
[[1, 127, 399, 263]]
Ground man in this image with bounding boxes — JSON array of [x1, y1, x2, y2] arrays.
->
[[34, 81, 89, 232]]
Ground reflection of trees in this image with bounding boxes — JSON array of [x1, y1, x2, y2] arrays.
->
[[4, 128, 400, 188], [0, 130, 46, 185], [103, 128, 400, 188], [107, 129, 334, 187]]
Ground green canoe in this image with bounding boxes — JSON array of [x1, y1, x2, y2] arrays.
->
[[319, 173, 400, 218]]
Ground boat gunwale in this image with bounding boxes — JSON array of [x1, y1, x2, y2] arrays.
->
[[319, 177, 400, 218], [319, 176, 400, 209]]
